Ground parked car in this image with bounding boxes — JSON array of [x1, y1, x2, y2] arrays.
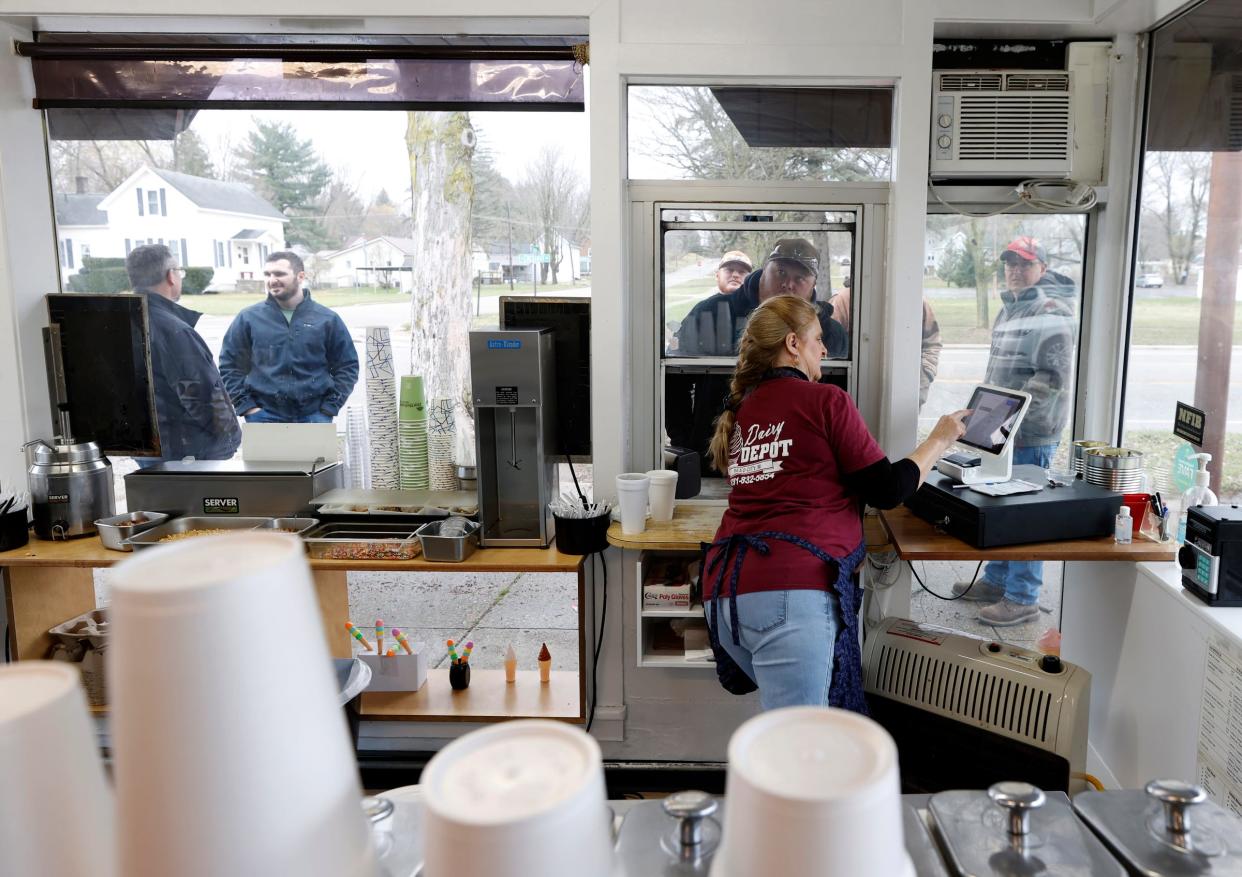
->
[[1136, 271, 1163, 288]]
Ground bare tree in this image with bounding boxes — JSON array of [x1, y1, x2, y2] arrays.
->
[[406, 111, 476, 404], [516, 145, 582, 284], [1145, 151, 1211, 282]]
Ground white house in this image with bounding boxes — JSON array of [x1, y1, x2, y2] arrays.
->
[[52, 189, 109, 275], [62, 166, 287, 291], [316, 236, 416, 291]]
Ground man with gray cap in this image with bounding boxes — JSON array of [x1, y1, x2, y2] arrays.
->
[[675, 250, 753, 356], [125, 243, 241, 465], [667, 238, 846, 474]]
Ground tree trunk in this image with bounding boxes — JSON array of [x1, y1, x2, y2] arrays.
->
[[406, 111, 475, 406], [1194, 150, 1241, 496], [968, 220, 991, 328]]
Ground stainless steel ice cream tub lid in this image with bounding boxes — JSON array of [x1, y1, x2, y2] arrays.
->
[[1074, 780, 1242, 875], [1083, 447, 1145, 470], [930, 782, 1125, 876]]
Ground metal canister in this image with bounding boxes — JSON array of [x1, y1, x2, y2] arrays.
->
[[1083, 447, 1146, 492], [1072, 440, 1111, 476], [25, 439, 115, 539]]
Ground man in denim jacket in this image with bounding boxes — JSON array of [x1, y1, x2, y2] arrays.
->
[[125, 244, 241, 464], [219, 251, 359, 423]]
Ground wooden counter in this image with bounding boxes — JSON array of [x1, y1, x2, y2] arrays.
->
[[878, 506, 1178, 562], [606, 503, 726, 552], [361, 669, 581, 723]]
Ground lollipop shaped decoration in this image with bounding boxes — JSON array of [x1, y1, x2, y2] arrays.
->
[[392, 627, 415, 655], [375, 618, 384, 655], [448, 638, 471, 691], [346, 621, 375, 652]]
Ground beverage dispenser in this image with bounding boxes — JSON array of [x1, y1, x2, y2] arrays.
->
[[470, 329, 558, 547]]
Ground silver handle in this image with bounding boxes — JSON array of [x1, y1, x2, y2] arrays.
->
[[662, 790, 717, 849], [1146, 779, 1207, 837], [988, 781, 1046, 837]]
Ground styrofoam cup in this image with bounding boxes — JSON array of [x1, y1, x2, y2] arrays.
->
[[645, 470, 679, 523], [0, 662, 115, 877], [108, 532, 374, 877], [615, 473, 651, 535], [714, 707, 914, 877], [422, 720, 615, 877]]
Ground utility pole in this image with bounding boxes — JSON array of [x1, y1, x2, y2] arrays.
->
[[506, 202, 514, 291]]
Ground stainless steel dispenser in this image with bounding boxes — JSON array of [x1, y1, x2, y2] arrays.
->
[[25, 439, 115, 539], [470, 329, 558, 547]]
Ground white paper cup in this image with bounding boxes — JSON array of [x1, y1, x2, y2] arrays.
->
[[714, 707, 913, 877], [0, 662, 115, 877], [645, 470, 679, 523], [421, 720, 614, 877], [108, 532, 374, 877], [615, 473, 651, 535]]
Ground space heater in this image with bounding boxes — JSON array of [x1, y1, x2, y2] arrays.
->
[[863, 618, 1090, 794]]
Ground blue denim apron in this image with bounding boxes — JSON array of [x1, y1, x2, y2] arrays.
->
[[706, 534, 869, 714]]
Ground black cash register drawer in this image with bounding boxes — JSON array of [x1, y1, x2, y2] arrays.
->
[[905, 465, 1121, 549]]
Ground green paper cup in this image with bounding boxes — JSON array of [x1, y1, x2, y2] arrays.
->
[[399, 376, 426, 421]]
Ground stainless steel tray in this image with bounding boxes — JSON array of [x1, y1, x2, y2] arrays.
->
[[94, 511, 170, 552], [302, 522, 423, 561], [125, 516, 272, 549], [415, 519, 480, 563], [254, 517, 317, 536]]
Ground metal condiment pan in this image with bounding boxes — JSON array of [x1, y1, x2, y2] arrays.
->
[[125, 516, 272, 549]]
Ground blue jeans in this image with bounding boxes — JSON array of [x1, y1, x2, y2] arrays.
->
[[706, 588, 842, 711], [245, 410, 333, 424], [981, 443, 1057, 605]]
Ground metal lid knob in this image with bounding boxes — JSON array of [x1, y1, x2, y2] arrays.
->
[[662, 790, 717, 850], [1146, 780, 1206, 838], [988, 781, 1046, 837]]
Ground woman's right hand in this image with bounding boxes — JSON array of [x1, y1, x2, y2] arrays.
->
[[929, 409, 970, 450]]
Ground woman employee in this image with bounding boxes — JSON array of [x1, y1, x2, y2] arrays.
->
[[704, 296, 969, 713]]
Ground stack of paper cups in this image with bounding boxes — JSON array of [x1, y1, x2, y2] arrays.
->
[[422, 720, 615, 877], [0, 662, 115, 877], [714, 707, 913, 876], [398, 375, 429, 489], [427, 397, 458, 490], [108, 533, 374, 877], [645, 469, 679, 523], [366, 326, 399, 489], [615, 473, 651, 536]]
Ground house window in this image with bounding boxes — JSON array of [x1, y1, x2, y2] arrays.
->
[[60, 238, 74, 268], [180, 239, 188, 266], [135, 187, 143, 216], [147, 190, 159, 215], [240, 246, 249, 265], [125, 238, 131, 255], [159, 188, 167, 216], [81, 244, 90, 258], [214, 240, 224, 267]]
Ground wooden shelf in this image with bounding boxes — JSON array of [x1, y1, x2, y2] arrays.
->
[[878, 507, 1179, 562], [607, 504, 725, 552], [0, 535, 583, 572], [359, 669, 581, 722]]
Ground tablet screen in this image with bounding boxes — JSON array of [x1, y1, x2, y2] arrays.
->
[[958, 387, 1027, 455]]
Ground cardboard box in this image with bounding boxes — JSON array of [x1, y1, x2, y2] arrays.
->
[[643, 581, 693, 610], [360, 644, 428, 692]]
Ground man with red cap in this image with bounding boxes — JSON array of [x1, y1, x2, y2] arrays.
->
[[951, 235, 1077, 626]]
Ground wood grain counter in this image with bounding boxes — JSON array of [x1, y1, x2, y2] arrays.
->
[[878, 506, 1178, 562], [606, 503, 726, 552], [360, 669, 581, 723]]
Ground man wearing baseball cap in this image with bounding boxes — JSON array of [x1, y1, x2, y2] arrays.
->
[[668, 237, 847, 475], [950, 234, 1077, 627], [714, 250, 752, 295]]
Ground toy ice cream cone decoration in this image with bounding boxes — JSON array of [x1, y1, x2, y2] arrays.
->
[[538, 642, 552, 683], [505, 643, 518, 683]]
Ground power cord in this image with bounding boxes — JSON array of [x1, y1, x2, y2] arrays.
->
[[928, 176, 1098, 218], [585, 549, 607, 734], [909, 560, 983, 601]]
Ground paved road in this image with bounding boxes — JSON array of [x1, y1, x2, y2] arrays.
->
[[920, 344, 1242, 431]]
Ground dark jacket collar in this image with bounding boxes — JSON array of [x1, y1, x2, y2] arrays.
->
[[264, 288, 312, 312], [761, 366, 810, 382], [137, 288, 202, 328]]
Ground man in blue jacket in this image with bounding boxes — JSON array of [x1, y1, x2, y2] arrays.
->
[[219, 251, 359, 423], [125, 244, 241, 464]]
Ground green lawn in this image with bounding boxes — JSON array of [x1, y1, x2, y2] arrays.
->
[[183, 286, 408, 316], [925, 292, 1242, 346]]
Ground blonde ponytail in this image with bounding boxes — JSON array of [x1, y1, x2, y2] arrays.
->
[[707, 296, 818, 473]]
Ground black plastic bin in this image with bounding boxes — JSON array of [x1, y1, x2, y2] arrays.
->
[[553, 513, 611, 555]]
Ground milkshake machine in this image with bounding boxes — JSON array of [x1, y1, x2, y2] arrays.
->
[[470, 329, 558, 547]]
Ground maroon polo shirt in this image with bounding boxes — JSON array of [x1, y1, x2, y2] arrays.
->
[[706, 376, 884, 598]]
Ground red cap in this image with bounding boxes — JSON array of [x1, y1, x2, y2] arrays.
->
[[1001, 236, 1047, 264]]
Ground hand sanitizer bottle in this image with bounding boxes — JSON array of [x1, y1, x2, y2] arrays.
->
[[1114, 505, 1133, 544], [1177, 453, 1218, 544]]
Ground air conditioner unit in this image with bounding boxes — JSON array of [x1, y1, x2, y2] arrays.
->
[[863, 617, 1090, 794], [929, 42, 1111, 182]]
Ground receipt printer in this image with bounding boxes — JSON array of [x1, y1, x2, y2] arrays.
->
[[1179, 504, 1242, 607]]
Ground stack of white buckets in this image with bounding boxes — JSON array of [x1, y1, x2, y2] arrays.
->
[[0, 530, 913, 877]]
